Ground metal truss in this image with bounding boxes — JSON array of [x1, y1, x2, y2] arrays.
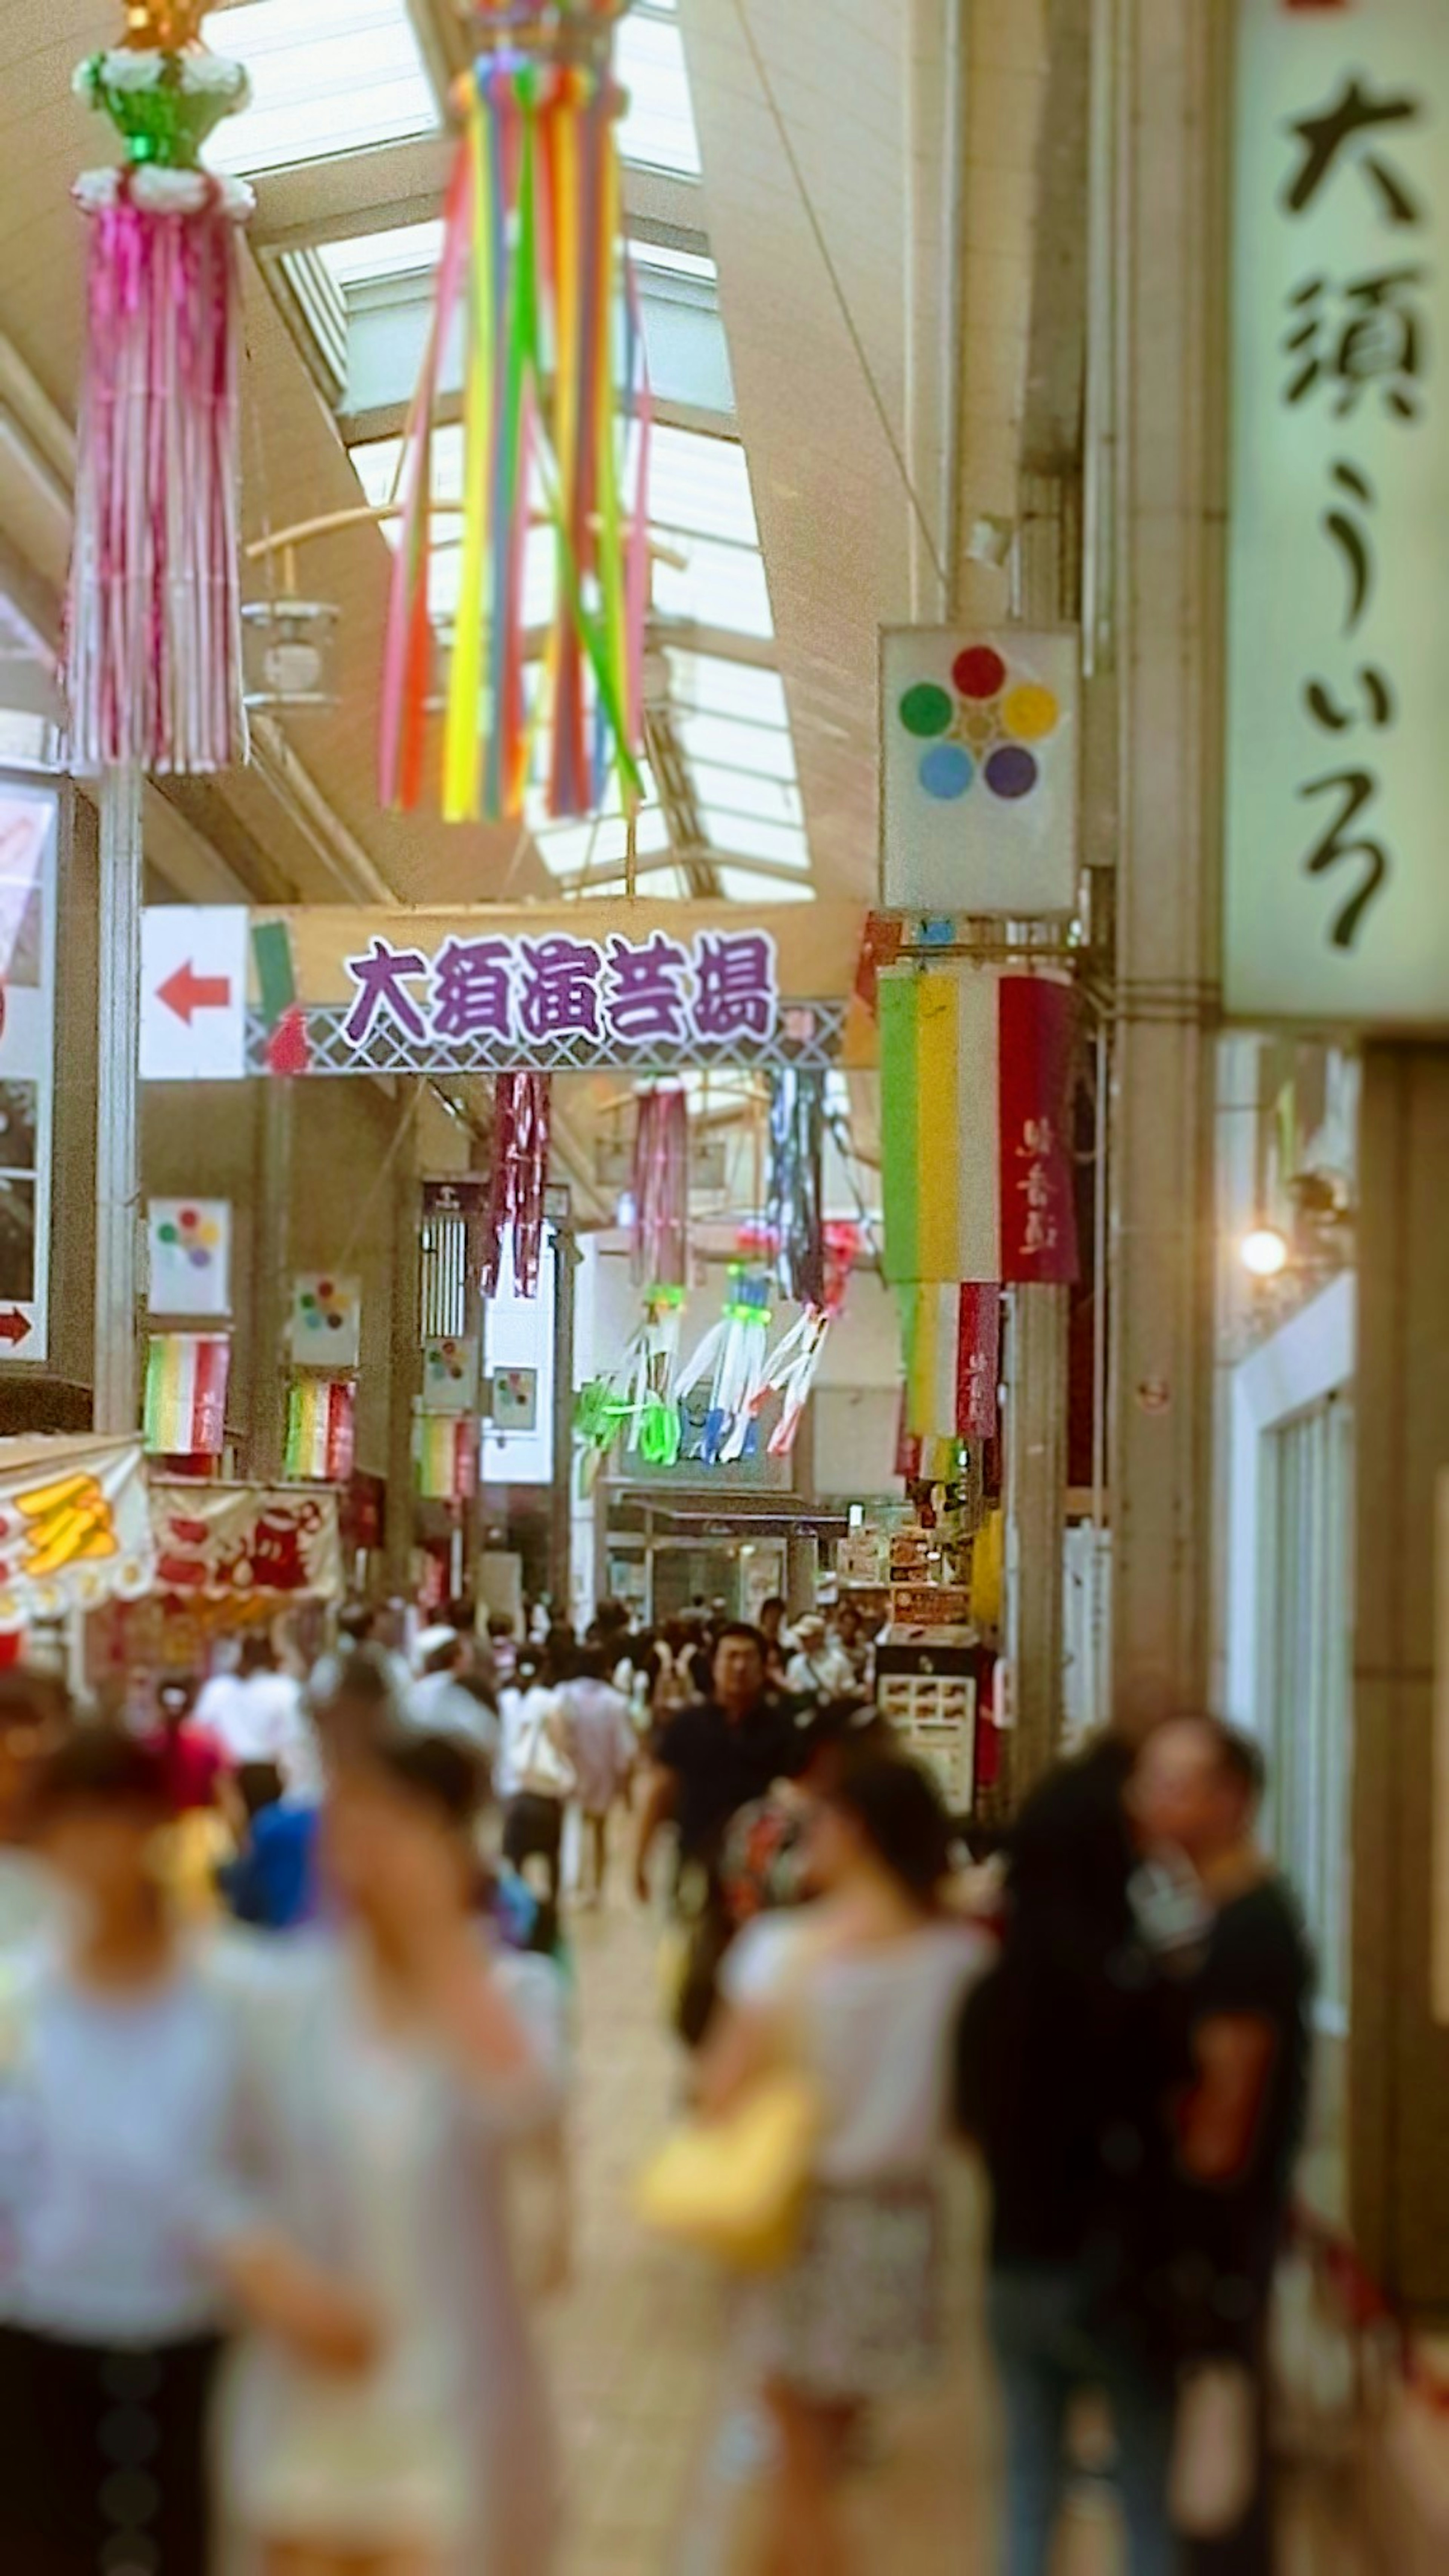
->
[[245, 1000, 847, 1078]]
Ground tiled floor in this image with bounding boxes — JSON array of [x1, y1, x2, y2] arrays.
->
[[539, 1889, 1369, 2576]]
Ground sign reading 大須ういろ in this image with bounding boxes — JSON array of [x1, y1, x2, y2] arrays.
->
[[1226, 0, 1449, 1024]]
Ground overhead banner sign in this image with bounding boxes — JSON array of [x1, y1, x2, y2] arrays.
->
[[1226, 0, 1449, 1023], [0, 782, 58, 1366], [149, 1485, 344, 1599], [139, 902, 866, 1081], [0, 1436, 155, 1632], [880, 627, 1080, 917]]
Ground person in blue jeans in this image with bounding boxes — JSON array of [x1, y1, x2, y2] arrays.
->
[[956, 1737, 1183, 2576]]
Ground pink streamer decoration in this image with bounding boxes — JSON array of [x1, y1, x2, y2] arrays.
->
[[485, 1073, 551, 1300], [65, 175, 248, 775], [631, 1087, 689, 1290]]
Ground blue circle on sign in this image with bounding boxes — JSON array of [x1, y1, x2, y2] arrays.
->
[[919, 744, 974, 801]]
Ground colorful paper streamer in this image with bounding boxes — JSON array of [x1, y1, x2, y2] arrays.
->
[[485, 1073, 551, 1298], [416, 1418, 478, 1503], [766, 1070, 826, 1309], [897, 1282, 1000, 1444], [380, 5, 649, 822], [66, 34, 253, 774], [631, 1087, 689, 1290]]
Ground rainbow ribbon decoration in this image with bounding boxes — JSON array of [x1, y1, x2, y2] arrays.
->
[[380, 0, 650, 824], [675, 1268, 773, 1468]]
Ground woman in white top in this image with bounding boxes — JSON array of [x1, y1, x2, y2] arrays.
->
[[700, 1751, 987, 2576], [220, 1725, 565, 2576]]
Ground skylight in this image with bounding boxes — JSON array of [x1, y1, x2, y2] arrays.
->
[[202, 0, 438, 178], [616, 6, 703, 180]]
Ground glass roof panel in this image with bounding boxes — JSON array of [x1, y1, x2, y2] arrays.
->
[[665, 649, 790, 729], [652, 539, 774, 641], [714, 868, 816, 906], [648, 426, 758, 547], [203, 0, 438, 176], [700, 812, 811, 869], [320, 221, 445, 292], [675, 711, 797, 781], [615, 9, 702, 179], [688, 764, 804, 826]]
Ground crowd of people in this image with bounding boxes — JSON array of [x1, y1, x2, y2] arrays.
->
[[0, 1587, 1312, 2576]]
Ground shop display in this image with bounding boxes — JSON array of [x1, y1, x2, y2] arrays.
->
[[380, 0, 649, 822], [877, 1649, 978, 1810], [66, 2, 252, 771]]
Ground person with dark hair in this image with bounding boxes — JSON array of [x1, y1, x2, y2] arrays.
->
[[556, 1644, 636, 1906], [0, 1730, 381, 2576], [698, 1752, 988, 2574], [498, 1649, 574, 1912], [956, 1733, 1180, 2576], [218, 1725, 565, 2576], [635, 1625, 806, 2044], [1131, 1714, 1313, 2576], [196, 1628, 314, 1798], [408, 1626, 498, 1762]]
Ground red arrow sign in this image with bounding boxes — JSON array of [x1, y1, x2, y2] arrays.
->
[[0, 1310, 31, 1349], [158, 962, 232, 1026]]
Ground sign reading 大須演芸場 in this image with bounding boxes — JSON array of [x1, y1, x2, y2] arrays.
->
[[1226, 0, 1449, 1026]]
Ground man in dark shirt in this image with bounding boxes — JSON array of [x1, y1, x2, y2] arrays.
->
[[634, 1624, 802, 2044], [635, 1624, 800, 1890], [1132, 1715, 1314, 2576]]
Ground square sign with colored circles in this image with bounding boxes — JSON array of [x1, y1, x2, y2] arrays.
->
[[288, 1274, 363, 1371], [880, 626, 1080, 916], [146, 1201, 232, 1320]]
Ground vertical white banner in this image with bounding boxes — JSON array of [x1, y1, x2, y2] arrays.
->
[[1227, 0, 1449, 1025]]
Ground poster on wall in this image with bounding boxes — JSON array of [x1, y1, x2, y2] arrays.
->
[[288, 1275, 362, 1369], [491, 1366, 539, 1434], [1226, 0, 1449, 1023], [880, 627, 1080, 917], [0, 783, 57, 1365], [420, 1338, 480, 1416], [146, 1201, 232, 1319]]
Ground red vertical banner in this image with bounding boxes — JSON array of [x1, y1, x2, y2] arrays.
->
[[998, 977, 1079, 1286], [956, 1284, 1001, 1441]]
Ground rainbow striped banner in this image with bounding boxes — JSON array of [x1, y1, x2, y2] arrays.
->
[[898, 1282, 1000, 1444], [284, 1380, 355, 1484], [879, 964, 1078, 1289], [143, 1335, 230, 1458], [416, 1418, 478, 1503]]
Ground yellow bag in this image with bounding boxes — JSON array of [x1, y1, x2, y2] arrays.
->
[[634, 2071, 823, 2274]]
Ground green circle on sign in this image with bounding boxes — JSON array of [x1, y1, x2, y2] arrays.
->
[[899, 683, 953, 740]]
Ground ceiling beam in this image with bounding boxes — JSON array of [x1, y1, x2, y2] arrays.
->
[[250, 139, 702, 257]]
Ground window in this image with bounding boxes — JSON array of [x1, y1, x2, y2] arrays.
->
[[202, 0, 438, 176], [1258, 1394, 1354, 2021]]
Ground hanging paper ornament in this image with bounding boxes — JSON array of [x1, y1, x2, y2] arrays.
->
[[766, 1070, 826, 1309], [484, 1073, 551, 1298], [572, 1284, 683, 1478], [66, 13, 252, 773], [761, 1307, 831, 1461], [631, 1086, 689, 1290], [284, 1380, 357, 1484], [380, 0, 651, 823], [675, 1267, 773, 1467]]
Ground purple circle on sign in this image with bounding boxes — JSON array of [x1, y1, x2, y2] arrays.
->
[[920, 744, 974, 801], [985, 744, 1039, 800], [189, 1248, 211, 1270]]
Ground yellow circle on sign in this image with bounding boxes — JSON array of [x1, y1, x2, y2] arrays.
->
[[1001, 683, 1060, 742]]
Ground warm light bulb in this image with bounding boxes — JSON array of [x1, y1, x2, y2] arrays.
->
[[1241, 1226, 1290, 1280]]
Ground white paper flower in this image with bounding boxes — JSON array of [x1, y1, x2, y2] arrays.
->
[[74, 165, 256, 222]]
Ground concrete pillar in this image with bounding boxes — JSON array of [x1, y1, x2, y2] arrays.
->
[[247, 1081, 292, 1483], [549, 1222, 578, 1616], [94, 767, 143, 1437], [1004, 1283, 1069, 1794], [1103, 0, 1230, 1731], [785, 1532, 818, 1621], [1351, 1046, 1449, 2306], [386, 1127, 420, 1598]]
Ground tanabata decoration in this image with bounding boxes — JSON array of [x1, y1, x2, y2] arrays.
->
[[631, 1086, 689, 1290], [417, 1418, 479, 1504], [484, 1073, 551, 1297], [675, 1268, 773, 1467], [765, 1070, 826, 1309], [381, 0, 650, 823], [284, 1380, 357, 1485], [897, 1281, 1000, 1446], [755, 1219, 860, 1460], [67, 1, 252, 772], [574, 1283, 684, 1476]]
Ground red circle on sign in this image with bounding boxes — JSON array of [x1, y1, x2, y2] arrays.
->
[[952, 645, 1008, 700]]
